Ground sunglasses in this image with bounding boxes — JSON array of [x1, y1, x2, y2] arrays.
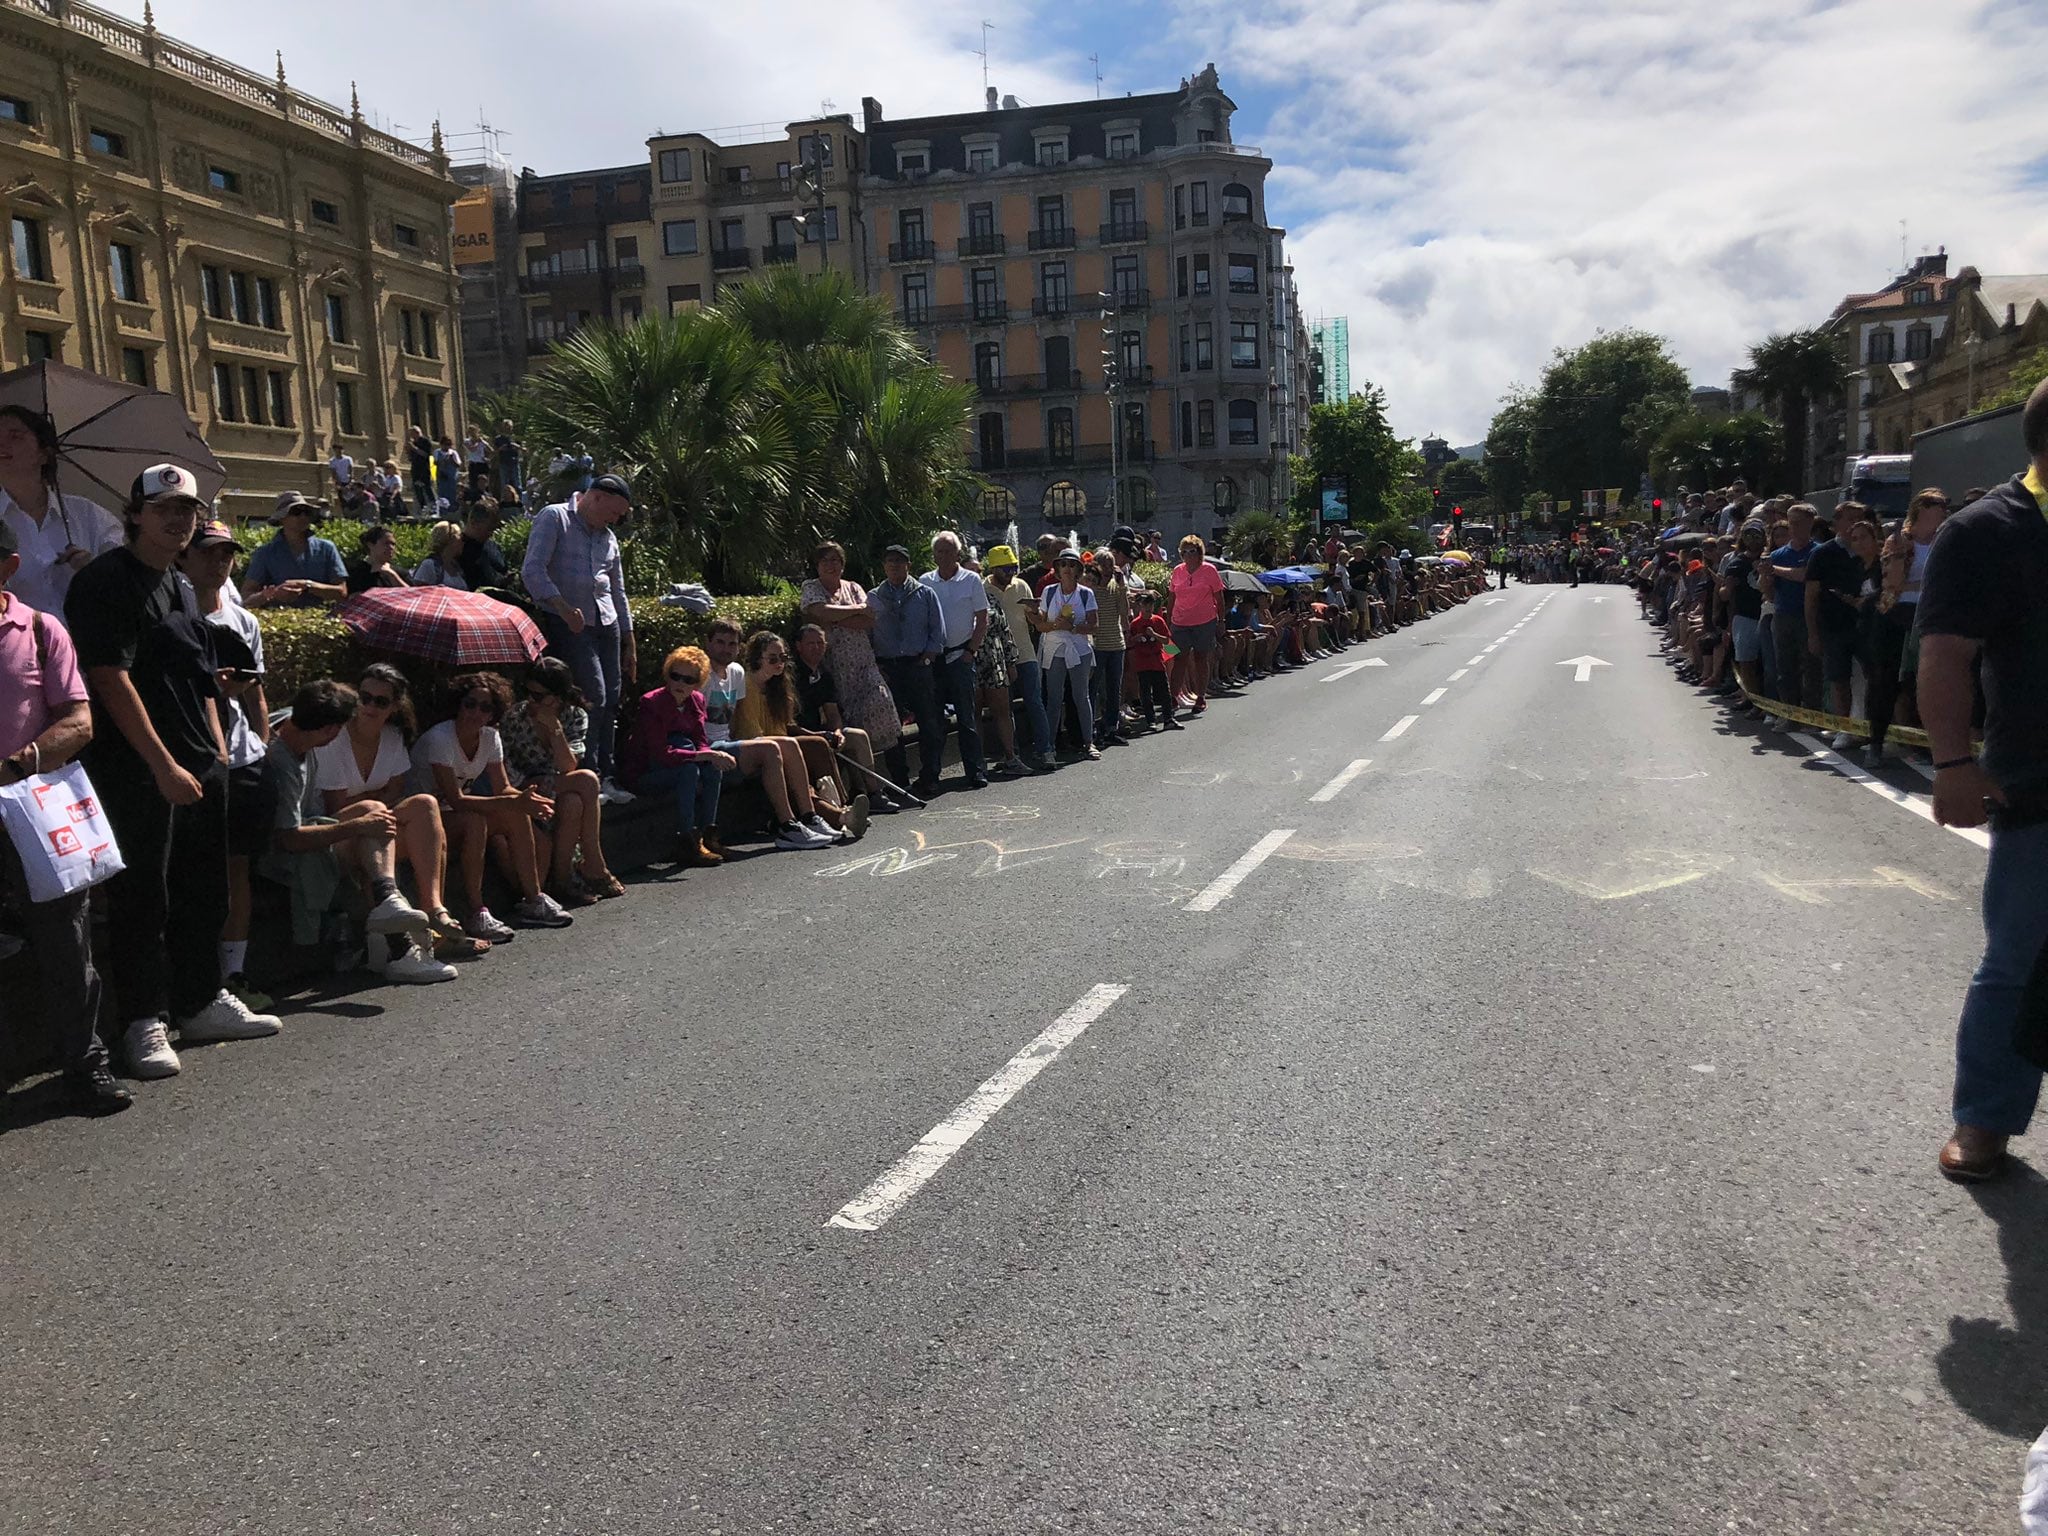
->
[[358, 691, 395, 708], [667, 670, 701, 685]]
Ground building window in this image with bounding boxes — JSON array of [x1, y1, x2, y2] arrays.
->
[[1120, 329, 1142, 373], [901, 271, 929, 322], [420, 311, 439, 360], [1112, 254, 1141, 303], [1122, 404, 1146, 456], [11, 215, 45, 282], [335, 380, 357, 436], [208, 165, 240, 195], [1193, 254, 1211, 296], [657, 148, 693, 183], [1190, 181, 1209, 226], [1174, 184, 1185, 230], [1195, 322, 1214, 370], [804, 206, 840, 243], [978, 411, 1005, 469], [87, 125, 126, 158], [717, 217, 744, 253], [393, 222, 419, 248], [1222, 183, 1253, 221], [256, 275, 280, 330], [1122, 478, 1156, 516], [324, 292, 350, 343], [800, 132, 834, 170], [968, 201, 996, 240], [1108, 131, 1138, 159], [667, 283, 702, 314], [1180, 400, 1194, 449], [1046, 481, 1086, 521], [898, 150, 928, 175], [120, 346, 151, 386], [1228, 254, 1258, 294], [968, 144, 996, 173], [618, 297, 643, 325], [1047, 407, 1075, 463], [23, 330, 56, 363], [972, 267, 1000, 321], [1230, 320, 1260, 369], [109, 242, 143, 302], [1908, 286, 1931, 305], [974, 340, 1002, 392], [310, 197, 339, 225], [615, 235, 639, 265], [1035, 137, 1068, 167], [1197, 399, 1215, 447], [1176, 256, 1188, 300], [212, 362, 239, 422], [661, 219, 699, 258], [239, 366, 265, 424], [1108, 188, 1139, 234], [1039, 260, 1069, 310], [228, 270, 253, 324], [1228, 399, 1258, 444], [408, 389, 445, 438], [266, 370, 293, 428], [1905, 325, 1931, 361], [1037, 195, 1065, 237], [197, 264, 224, 319], [897, 208, 926, 246], [1044, 334, 1072, 384], [0, 95, 32, 126], [1868, 330, 1896, 365]]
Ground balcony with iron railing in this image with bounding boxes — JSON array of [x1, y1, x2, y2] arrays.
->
[[974, 369, 1085, 397], [1099, 221, 1149, 246], [983, 443, 1154, 471], [1031, 294, 1076, 318], [888, 239, 935, 263], [1103, 287, 1152, 312], [761, 243, 800, 266], [957, 233, 1008, 257], [710, 247, 753, 272], [1027, 226, 1076, 252], [902, 302, 1013, 327]]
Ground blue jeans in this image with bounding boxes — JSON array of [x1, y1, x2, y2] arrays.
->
[[1953, 817, 2048, 1134], [1011, 659, 1052, 759], [542, 615, 621, 781], [877, 655, 942, 787], [1044, 653, 1094, 748], [1091, 650, 1126, 744], [930, 652, 986, 780], [637, 761, 723, 839]]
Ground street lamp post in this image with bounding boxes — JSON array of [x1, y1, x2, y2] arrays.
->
[[794, 134, 830, 277], [1099, 290, 1121, 528]]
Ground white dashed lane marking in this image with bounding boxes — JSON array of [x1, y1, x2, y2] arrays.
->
[[1380, 715, 1419, 741], [1309, 758, 1373, 804], [1186, 829, 1298, 913]]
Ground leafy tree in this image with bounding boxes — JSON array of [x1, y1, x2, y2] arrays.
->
[[1483, 391, 1535, 518], [1526, 330, 1690, 506], [1650, 409, 1779, 491], [1980, 344, 2048, 411], [1731, 327, 1844, 493], [1437, 457, 1487, 507], [1291, 384, 1411, 527], [1222, 509, 1287, 564]]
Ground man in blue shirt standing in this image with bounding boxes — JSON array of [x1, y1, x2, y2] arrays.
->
[[868, 543, 945, 796], [521, 474, 637, 799], [1765, 502, 1821, 711], [240, 493, 347, 609]]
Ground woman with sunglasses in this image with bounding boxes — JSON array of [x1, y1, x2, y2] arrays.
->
[[628, 646, 735, 867], [732, 630, 865, 841], [345, 526, 410, 594], [700, 619, 835, 850], [500, 656, 625, 904], [312, 663, 482, 959], [412, 672, 572, 936]]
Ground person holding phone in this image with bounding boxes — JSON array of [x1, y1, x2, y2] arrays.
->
[[0, 404, 123, 632], [1037, 549, 1100, 762]]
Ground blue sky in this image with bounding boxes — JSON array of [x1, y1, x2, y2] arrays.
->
[[109, 0, 2048, 443]]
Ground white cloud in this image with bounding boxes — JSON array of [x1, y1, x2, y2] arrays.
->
[[1197, 0, 2048, 441]]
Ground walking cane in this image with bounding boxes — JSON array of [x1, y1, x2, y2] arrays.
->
[[832, 748, 926, 810]]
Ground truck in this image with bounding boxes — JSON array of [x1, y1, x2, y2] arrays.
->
[[1911, 403, 2027, 502], [1841, 454, 1915, 519]]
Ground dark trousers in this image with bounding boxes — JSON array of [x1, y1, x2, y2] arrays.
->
[[1772, 608, 1819, 709], [929, 653, 986, 781], [541, 614, 622, 780], [878, 655, 943, 787], [1092, 650, 1127, 744], [0, 836, 106, 1072], [96, 758, 229, 1025], [1136, 669, 1173, 723], [1864, 605, 1913, 751]]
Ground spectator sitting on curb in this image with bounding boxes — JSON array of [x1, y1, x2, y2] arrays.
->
[[500, 656, 626, 905], [733, 628, 864, 842], [700, 617, 835, 851], [627, 645, 734, 868], [791, 623, 882, 808], [263, 680, 451, 986]]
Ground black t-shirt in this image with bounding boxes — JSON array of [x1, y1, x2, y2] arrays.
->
[[407, 440, 433, 481], [1724, 553, 1763, 620], [1918, 476, 2048, 793], [793, 659, 838, 731], [64, 545, 221, 778], [458, 535, 509, 591], [1806, 537, 1865, 637]]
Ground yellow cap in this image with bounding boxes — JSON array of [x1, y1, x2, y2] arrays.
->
[[985, 544, 1018, 568]]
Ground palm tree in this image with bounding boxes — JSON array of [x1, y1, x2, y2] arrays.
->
[[1731, 329, 1843, 494]]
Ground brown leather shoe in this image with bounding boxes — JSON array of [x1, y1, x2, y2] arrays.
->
[[1939, 1126, 2010, 1183]]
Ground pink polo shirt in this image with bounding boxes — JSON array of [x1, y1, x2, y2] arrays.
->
[[0, 592, 86, 762]]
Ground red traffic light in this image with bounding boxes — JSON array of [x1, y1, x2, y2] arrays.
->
[[1652, 497, 1664, 511], [1452, 505, 1463, 517]]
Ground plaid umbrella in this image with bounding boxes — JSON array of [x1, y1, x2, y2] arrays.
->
[[0, 359, 225, 507], [336, 587, 546, 667]]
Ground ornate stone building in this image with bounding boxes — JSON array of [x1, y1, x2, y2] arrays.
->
[[0, 0, 463, 519]]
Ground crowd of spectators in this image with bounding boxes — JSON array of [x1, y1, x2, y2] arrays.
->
[[1, 405, 1494, 1117]]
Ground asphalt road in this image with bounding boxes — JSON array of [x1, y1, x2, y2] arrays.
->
[[2, 582, 2037, 1535]]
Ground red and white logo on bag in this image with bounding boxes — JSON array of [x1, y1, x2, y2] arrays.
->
[[30, 781, 60, 810], [47, 825, 80, 857], [66, 796, 95, 822]]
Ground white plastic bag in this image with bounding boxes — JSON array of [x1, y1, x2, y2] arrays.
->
[[2024, 1423, 2048, 1534], [0, 760, 125, 903]]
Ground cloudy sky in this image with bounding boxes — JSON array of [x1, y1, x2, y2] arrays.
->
[[111, 0, 2048, 443]]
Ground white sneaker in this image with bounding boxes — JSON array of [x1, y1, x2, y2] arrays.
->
[[512, 892, 574, 928], [465, 907, 515, 943], [125, 1017, 181, 1079], [365, 889, 432, 937], [802, 813, 837, 841], [1830, 731, 1855, 751], [380, 941, 458, 985], [599, 777, 636, 806], [178, 989, 282, 1043], [775, 820, 833, 850]]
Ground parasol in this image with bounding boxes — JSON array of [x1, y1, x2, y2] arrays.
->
[[1218, 568, 1269, 594], [336, 587, 546, 667], [1440, 549, 1475, 562], [0, 359, 224, 507], [1259, 565, 1321, 587]]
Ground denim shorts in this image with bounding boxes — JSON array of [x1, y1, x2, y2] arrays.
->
[[1731, 614, 1762, 664]]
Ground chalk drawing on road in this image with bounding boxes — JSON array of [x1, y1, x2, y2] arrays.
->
[[918, 802, 1047, 824], [1527, 848, 1729, 902], [1160, 767, 1307, 789], [1271, 839, 1425, 864], [1092, 838, 1191, 882], [813, 826, 1089, 880], [1757, 866, 1958, 907]]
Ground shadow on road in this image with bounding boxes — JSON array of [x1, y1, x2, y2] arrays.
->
[[1940, 1161, 2048, 1438]]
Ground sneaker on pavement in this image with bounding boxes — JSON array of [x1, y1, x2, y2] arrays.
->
[[465, 906, 516, 943], [366, 889, 432, 936], [380, 941, 458, 985], [775, 820, 834, 850], [179, 989, 282, 1043], [61, 1061, 134, 1115], [125, 1018, 180, 1078], [1830, 731, 1855, 751], [512, 892, 574, 928], [802, 813, 838, 841], [599, 777, 637, 806]]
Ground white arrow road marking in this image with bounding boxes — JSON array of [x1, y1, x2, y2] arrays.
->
[[1588, 595, 1609, 603], [1186, 828, 1297, 912], [1320, 656, 1389, 683], [827, 982, 1130, 1232], [1482, 597, 1508, 605], [1309, 758, 1372, 803], [1558, 655, 1611, 682]]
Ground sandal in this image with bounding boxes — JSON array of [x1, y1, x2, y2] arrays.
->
[[548, 882, 598, 909], [580, 872, 627, 900], [427, 909, 491, 960]]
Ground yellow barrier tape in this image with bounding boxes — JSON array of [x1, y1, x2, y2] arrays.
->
[[1738, 688, 1943, 751]]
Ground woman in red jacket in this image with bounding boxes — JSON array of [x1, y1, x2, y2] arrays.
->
[[630, 645, 735, 868]]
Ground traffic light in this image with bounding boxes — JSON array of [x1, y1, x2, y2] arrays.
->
[[1652, 497, 1664, 513]]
